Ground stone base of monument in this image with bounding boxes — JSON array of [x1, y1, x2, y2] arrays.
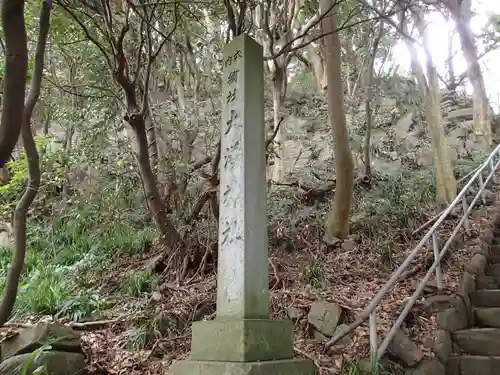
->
[[170, 319, 315, 375], [171, 358, 314, 375]]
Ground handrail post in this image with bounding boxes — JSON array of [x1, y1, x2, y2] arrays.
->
[[479, 173, 486, 205], [431, 232, 443, 290], [369, 311, 378, 370], [462, 195, 470, 233]]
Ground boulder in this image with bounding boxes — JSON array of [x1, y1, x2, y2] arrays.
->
[[286, 306, 305, 321], [406, 359, 445, 375], [1, 324, 81, 362], [307, 301, 343, 336], [0, 351, 85, 375], [387, 329, 424, 367]]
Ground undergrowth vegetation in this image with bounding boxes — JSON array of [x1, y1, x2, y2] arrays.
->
[[0, 143, 484, 326]]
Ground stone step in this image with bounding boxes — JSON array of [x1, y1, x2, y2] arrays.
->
[[470, 290, 500, 307], [488, 255, 500, 264], [491, 245, 500, 255], [475, 308, 500, 327], [477, 276, 500, 290], [486, 264, 500, 277], [453, 328, 500, 356], [447, 355, 500, 375]]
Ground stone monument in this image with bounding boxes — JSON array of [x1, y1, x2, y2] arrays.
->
[[170, 34, 314, 375]]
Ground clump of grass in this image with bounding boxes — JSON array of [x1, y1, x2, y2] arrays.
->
[[304, 259, 327, 289], [15, 267, 73, 316], [121, 269, 156, 297]]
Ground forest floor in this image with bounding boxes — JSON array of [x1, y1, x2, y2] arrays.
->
[[8, 177, 496, 375]]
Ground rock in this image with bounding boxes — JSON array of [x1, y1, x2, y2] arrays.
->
[[287, 306, 305, 321], [406, 359, 445, 375], [433, 330, 452, 364], [438, 307, 468, 332], [312, 329, 328, 341], [453, 328, 500, 356], [0, 351, 85, 375], [153, 312, 179, 336], [387, 329, 424, 367], [476, 276, 499, 290], [151, 291, 163, 301], [307, 301, 343, 336], [475, 308, 500, 328], [332, 324, 352, 345], [1, 324, 81, 362], [341, 239, 356, 251], [0, 232, 11, 250], [323, 234, 341, 247], [145, 254, 166, 274], [448, 107, 473, 120], [466, 254, 487, 276], [421, 295, 454, 313]]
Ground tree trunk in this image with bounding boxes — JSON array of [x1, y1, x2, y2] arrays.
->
[[271, 65, 287, 182], [0, 0, 28, 167], [363, 20, 383, 178], [0, 0, 50, 326], [410, 10, 457, 204], [321, 1, 354, 240], [450, 1, 491, 147], [308, 43, 327, 92], [128, 113, 182, 248]]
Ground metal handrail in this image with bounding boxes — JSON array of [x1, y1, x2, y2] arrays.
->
[[325, 142, 500, 363]]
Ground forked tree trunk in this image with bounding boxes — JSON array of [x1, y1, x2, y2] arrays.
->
[[0, 0, 28, 167], [409, 10, 457, 204], [321, 0, 354, 240], [0, 0, 50, 326]]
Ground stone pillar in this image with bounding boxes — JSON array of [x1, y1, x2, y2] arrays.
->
[[170, 34, 314, 375]]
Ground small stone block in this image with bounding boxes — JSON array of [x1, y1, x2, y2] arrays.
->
[[170, 358, 315, 375], [460, 355, 500, 375], [190, 319, 294, 362], [466, 254, 487, 276]]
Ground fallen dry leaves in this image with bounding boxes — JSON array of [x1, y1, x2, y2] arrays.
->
[[12, 186, 499, 375]]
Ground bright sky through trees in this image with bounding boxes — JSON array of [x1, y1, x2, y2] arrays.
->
[[393, 0, 500, 111]]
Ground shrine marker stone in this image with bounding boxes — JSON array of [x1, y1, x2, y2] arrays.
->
[[170, 34, 314, 375]]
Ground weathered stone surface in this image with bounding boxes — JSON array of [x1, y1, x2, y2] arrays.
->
[[311, 329, 327, 341], [466, 254, 487, 276], [171, 358, 315, 375], [433, 330, 452, 364], [387, 329, 424, 367], [487, 264, 500, 277], [454, 328, 500, 356], [448, 107, 473, 120], [476, 276, 500, 290], [341, 239, 356, 251], [405, 359, 445, 375], [307, 301, 343, 336], [438, 308, 468, 332], [0, 351, 85, 375], [287, 306, 305, 321], [488, 255, 500, 264], [491, 245, 500, 255], [190, 320, 294, 362], [475, 308, 500, 328], [471, 245, 489, 256], [1, 323, 81, 362], [421, 295, 454, 313], [445, 356, 460, 375], [460, 355, 500, 375], [470, 290, 500, 308]]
